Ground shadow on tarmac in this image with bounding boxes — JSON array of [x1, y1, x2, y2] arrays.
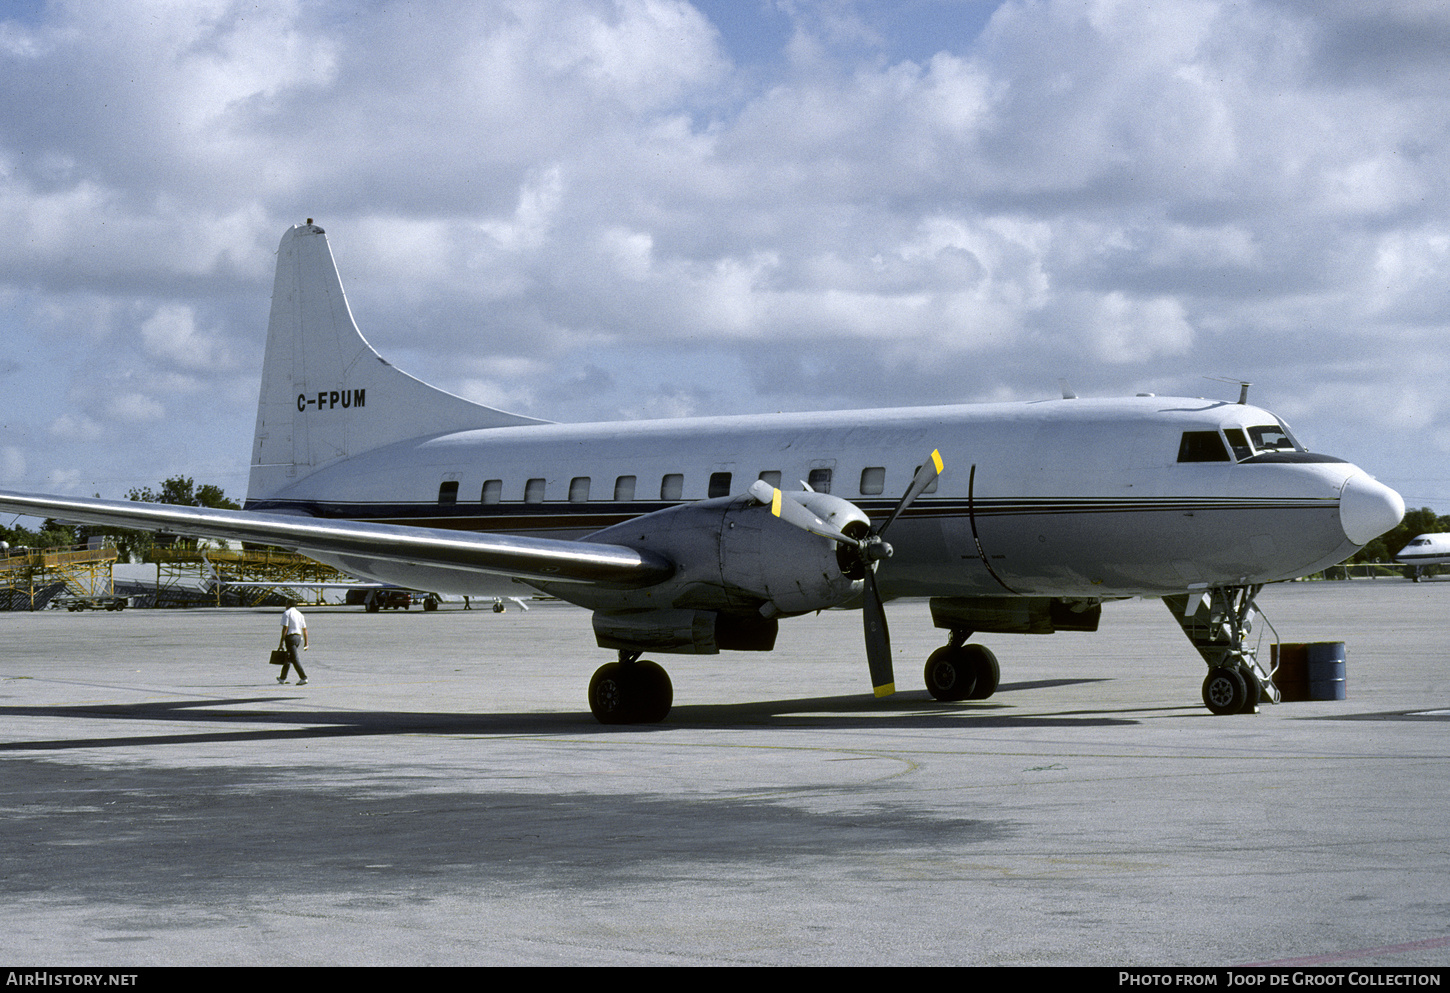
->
[[0, 678, 1131, 751]]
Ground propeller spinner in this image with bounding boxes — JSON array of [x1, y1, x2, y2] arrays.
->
[[750, 450, 944, 698]]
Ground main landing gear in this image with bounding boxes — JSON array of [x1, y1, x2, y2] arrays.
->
[[588, 652, 674, 724], [1164, 586, 1281, 716], [923, 632, 1000, 702], [587, 633, 1004, 724]]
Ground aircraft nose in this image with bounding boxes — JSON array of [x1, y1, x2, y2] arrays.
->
[[1339, 473, 1405, 545]]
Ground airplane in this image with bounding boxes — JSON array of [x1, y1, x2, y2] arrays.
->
[[0, 221, 1405, 722], [1394, 534, 1450, 581]]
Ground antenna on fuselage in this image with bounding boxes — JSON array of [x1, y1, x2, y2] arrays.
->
[[1058, 378, 1077, 400], [1205, 376, 1252, 404]]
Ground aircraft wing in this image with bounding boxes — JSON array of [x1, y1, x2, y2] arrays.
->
[[0, 490, 673, 589]]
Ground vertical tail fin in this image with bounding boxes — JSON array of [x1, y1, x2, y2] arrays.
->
[[247, 222, 546, 503]]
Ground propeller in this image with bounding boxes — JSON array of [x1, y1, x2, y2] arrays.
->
[[750, 449, 944, 698]]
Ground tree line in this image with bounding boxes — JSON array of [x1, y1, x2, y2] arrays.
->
[[1, 476, 238, 562]]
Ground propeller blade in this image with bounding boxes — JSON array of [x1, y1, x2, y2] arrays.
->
[[746, 476, 906, 698], [748, 480, 857, 546], [862, 568, 894, 696], [876, 449, 944, 537]]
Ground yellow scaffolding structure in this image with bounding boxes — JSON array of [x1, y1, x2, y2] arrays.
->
[[145, 547, 349, 606], [0, 544, 348, 609], [0, 545, 119, 610]]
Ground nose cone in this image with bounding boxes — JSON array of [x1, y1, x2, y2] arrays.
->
[[1340, 474, 1405, 545]]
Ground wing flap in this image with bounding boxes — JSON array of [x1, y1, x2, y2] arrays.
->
[[0, 490, 672, 589]]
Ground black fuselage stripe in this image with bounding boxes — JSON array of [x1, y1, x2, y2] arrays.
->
[[243, 496, 1337, 533]]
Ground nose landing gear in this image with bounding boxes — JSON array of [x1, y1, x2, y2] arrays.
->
[[1165, 586, 1279, 715]]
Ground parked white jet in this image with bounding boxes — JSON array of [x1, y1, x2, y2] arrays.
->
[[1395, 534, 1450, 581], [0, 223, 1405, 721]]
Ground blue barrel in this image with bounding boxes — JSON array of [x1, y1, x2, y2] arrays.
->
[[1305, 642, 1347, 701]]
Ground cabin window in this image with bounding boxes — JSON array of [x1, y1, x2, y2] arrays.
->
[[660, 474, 684, 500], [438, 481, 459, 506], [569, 477, 591, 502], [758, 470, 781, 488], [1178, 431, 1230, 463], [525, 478, 546, 504], [860, 467, 886, 496], [481, 479, 502, 504], [708, 472, 732, 498], [1224, 428, 1253, 461], [614, 475, 636, 501], [807, 467, 833, 493]]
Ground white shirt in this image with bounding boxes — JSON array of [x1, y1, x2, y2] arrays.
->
[[281, 606, 307, 636]]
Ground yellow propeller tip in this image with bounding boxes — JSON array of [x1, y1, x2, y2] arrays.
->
[[873, 683, 896, 698]]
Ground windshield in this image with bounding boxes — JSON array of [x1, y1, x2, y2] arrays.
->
[[1247, 424, 1296, 452]]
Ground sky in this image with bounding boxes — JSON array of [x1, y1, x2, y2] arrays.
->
[[2, 0, 1449, 522]]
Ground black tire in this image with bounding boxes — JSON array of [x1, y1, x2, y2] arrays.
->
[[589, 662, 635, 724], [423, 597, 438, 611], [924, 646, 976, 701], [1239, 671, 1261, 713], [588, 660, 673, 724], [963, 644, 1000, 700], [1202, 667, 1247, 715], [632, 660, 673, 723]]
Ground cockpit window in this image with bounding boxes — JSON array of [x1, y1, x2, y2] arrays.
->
[[1248, 424, 1296, 452], [1223, 428, 1253, 461], [1178, 431, 1230, 462]]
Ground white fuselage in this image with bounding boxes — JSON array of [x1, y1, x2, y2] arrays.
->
[[245, 395, 1384, 602]]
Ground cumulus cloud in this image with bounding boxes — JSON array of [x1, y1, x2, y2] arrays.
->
[[139, 304, 236, 372]]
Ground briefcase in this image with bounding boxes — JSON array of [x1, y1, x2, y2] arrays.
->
[[269, 649, 290, 666]]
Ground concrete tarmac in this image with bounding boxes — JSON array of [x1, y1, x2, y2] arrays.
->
[[1, 581, 1447, 967]]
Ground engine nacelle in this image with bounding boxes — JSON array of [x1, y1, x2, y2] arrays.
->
[[540, 491, 871, 622], [592, 608, 779, 654]]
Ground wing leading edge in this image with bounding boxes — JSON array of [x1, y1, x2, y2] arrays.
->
[[0, 490, 673, 589]]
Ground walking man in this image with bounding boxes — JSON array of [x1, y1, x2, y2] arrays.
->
[[278, 600, 309, 685]]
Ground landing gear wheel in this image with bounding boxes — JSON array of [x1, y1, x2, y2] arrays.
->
[[963, 644, 1000, 700], [924, 646, 976, 701], [632, 660, 673, 724], [589, 662, 631, 723], [924, 643, 999, 701], [1239, 672, 1261, 714], [588, 660, 673, 724], [1202, 666, 1248, 715]]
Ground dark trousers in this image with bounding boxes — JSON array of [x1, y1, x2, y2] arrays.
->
[[280, 634, 307, 680]]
